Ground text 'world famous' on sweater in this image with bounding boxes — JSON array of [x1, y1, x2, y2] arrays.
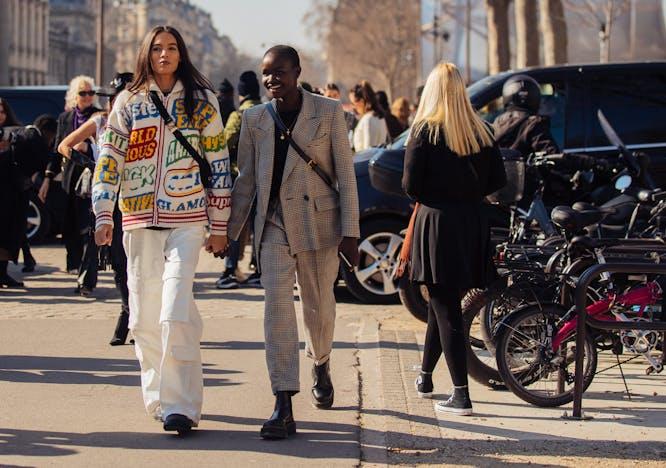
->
[[91, 80, 232, 235]]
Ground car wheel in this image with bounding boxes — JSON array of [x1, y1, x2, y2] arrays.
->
[[26, 192, 51, 243], [342, 217, 405, 304], [398, 278, 429, 322]]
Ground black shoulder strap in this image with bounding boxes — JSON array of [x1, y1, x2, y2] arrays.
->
[[149, 91, 213, 189], [266, 102, 338, 193]]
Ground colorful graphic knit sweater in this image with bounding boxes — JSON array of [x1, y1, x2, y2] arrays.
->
[[92, 80, 231, 235]]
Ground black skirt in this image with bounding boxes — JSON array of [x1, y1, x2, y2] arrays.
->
[[409, 202, 496, 289]]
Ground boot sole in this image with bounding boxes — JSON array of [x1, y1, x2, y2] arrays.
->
[[313, 389, 334, 409], [260, 421, 296, 440], [163, 422, 193, 434]]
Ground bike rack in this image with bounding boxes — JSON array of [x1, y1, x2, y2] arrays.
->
[[567, 262, 666, 420]]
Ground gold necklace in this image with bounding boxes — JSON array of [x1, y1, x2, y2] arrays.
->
[[279, 116, 298, 140]]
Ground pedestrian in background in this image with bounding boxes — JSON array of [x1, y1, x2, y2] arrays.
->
[[402, 63, 506, 416], [216, 70, 263, 290], [375, 90, 404, 140], [41, 75, 101, 295], [350, 80, 388, 151], [0, 102, 56, 287], [324, 82, 357, 132], [391, 97, 411, 131], [217, 78, 236, 127], [56, 72, 134, 345], [228, 45, 360, 440], [93, 26, 231, 434]]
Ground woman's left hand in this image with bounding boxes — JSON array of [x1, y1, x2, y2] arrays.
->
[[339, 237, 360, 269], [205, 234, 228, 256]]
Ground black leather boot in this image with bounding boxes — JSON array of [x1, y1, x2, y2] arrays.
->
[[260, 391, 296, 440], [109, 311, 129, 346], [311, 361, 334, 409]]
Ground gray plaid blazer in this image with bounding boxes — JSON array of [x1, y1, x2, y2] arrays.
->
[[228, 90, 360, 258]]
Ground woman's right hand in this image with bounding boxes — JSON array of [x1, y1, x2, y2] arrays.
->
[[95, 224, 113, 246], [38, 178, 50, 203]]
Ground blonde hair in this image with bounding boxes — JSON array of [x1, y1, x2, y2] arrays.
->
[[411, 62, 493, 156], [391, 97, 410, 115], [65, 75, 99, 110]]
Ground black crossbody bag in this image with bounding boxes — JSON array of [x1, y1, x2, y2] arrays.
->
[[149, 91, 213, 189], [266, 102, 357, 270]]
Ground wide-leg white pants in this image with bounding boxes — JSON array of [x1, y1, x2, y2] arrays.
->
[[123, 226, 205, 424]]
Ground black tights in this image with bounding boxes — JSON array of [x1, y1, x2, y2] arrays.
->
[[421, 284, 468, 387]]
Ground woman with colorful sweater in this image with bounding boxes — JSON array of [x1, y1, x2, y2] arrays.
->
[[92, 26, 231, 434]]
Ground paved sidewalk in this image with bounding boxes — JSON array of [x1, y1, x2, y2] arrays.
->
[[1, 245, 665, 467]]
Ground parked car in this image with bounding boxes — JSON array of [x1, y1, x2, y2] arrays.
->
[[0, 86, 67, 125], [0, 86, 68, 242], [345, 61, 666, 304]]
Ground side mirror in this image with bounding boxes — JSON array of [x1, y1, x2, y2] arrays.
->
[[615, 174, 632, 191]]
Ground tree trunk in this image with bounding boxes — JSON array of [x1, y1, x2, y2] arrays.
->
[[485, 0, 511, 74], [515, 0, 540, 68], [539, 0, 568, 65]]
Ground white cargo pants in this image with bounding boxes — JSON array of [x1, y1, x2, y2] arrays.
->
[[123, 226, 206, 424]]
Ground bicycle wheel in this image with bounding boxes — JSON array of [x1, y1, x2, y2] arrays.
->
[[463, 289, 504, 387], [496, 303, 597, 407]]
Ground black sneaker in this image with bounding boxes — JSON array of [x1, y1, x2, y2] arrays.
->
[[243, 271, 262, 288], [435, 387, 473, 416], [414, 372, 433, 398], [216, 271, 239, 289]]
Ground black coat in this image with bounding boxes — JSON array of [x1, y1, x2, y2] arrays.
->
[[0, 127, 50, 261], [402, 128, 507, 287], [493, 108, 559, 157], [46, 107, 100, 194]]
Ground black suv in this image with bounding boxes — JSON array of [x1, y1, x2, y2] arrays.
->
[[345, 61, 666, 304]]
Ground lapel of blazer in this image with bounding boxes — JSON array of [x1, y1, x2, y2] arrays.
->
[[256, 104, 275, 215], [281, 90, 321, 186]]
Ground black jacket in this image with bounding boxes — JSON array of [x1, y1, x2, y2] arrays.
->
[[46, 107, 100, 194], [493, 108, 559, 157]]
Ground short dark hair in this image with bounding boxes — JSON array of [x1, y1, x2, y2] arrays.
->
[[33, 114, 58, 134], [264, 45, 300, 68], [325, 83, 339, 92]]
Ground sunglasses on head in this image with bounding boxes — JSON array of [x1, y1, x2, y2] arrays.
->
[[78, 91, 95, 97]]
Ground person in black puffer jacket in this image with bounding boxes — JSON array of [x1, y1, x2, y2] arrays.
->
[[492, 74, 559, 157]]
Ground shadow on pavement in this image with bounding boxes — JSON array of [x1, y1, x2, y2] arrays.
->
[[0, 356, 240, 387], [200, 340, 419, 351]]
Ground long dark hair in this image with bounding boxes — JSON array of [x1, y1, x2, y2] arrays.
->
[[0, 98, 21, 126], [129, 26, 212, 121], [352, 81, 384, 118]]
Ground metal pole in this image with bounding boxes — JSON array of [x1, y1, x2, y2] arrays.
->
[[465, 0, 471, 84], [95, 0, 104, 84]]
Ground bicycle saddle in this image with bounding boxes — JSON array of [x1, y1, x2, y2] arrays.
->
[[551, 205, 609, 233]]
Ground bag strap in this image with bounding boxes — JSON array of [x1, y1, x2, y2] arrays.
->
[[149, 91, 213, 189], [266, 101, 338, 193]]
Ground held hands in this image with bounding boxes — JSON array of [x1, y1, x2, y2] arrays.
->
[[95, 224, 113, 246], [205, 234, 228, 256], [338, 237, 360, 270]]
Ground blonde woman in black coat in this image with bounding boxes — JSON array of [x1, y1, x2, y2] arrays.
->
[[403, 63, 506, 415]]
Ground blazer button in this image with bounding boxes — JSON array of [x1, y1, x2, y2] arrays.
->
[[304, 195, 310, 201]]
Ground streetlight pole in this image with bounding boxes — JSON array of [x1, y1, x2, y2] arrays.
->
[[96, 0, 104, 84], [465, 0, 471, 84]]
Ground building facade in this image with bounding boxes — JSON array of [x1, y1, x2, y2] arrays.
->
[[47, 0, 97, 85], [109, 0, 233, 84], [0, 0, 49, 86]]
